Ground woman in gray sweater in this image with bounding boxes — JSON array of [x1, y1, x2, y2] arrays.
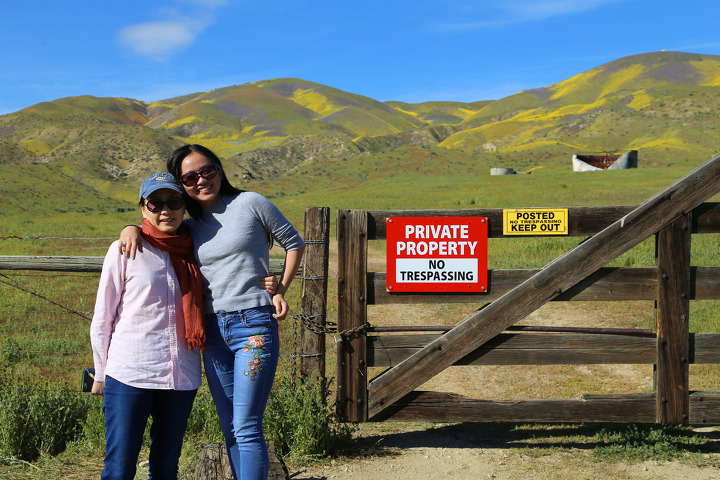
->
[[121, 144, 305, 480]]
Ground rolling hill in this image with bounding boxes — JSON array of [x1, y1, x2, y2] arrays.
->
[[442, 51, 720, 162], [1, 50, 720, 216]]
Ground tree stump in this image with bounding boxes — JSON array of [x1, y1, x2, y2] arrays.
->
[[195, 442, 289, 480], [195, 444, 232, 480]]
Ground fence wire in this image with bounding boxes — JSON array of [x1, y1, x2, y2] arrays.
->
[[0, 235, 115, 240], [1, 233, 339, 370], [0, 272, 92, 321]]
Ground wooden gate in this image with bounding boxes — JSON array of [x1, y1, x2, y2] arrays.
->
[[336, 153, 720, 424]]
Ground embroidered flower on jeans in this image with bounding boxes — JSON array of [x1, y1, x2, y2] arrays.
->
[[249, 335, 265, 348], [243, 334, 267, 381]]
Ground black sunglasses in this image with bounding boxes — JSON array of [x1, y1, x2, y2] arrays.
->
[[143, 196, 184, 213], [180, 164, 218, 187]]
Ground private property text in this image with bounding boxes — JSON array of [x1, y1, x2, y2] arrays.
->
[[386, 218, 488, 292]]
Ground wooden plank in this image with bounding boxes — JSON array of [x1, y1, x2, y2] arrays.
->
[[689, 392, 720, 425], [691, 266, 720, 299], [366, 202, 720, 239], [0, 256, 289, 275], [367, 206, 635, 239], [655, 215, 691, 424], [0, 256, 105, 272], [369, 333, 720, 367], [367, 153, 720, 420], [368, 267, 659, 304], [367, 333, 657, 367], [369, 391, 720, 424], [336, 210, 369, 422], [692, 202, 720, 233], [369, 391, 657, 423], [368, 266, 720, 304], [299, 207, 330, 380], [692, 333, 720, 363]]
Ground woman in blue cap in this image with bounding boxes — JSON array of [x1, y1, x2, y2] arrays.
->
[[92, 172, 276, 480], [119, 145, 305, 480]]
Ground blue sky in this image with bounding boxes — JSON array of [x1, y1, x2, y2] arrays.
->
[[2, 0, 720, 115]]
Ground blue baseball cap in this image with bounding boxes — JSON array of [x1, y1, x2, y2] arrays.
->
[[139, 172, 184, 201]]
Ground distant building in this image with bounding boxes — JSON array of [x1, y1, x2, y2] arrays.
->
[[572, 150, 638, 172]]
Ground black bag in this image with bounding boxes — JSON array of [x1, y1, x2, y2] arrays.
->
[[81, 368, 95, 392]]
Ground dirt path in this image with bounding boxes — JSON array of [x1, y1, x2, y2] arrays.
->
[[290, 423, 720, 480]]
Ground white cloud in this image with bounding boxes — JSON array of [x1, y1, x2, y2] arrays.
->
[[118, 21, 196, 59], [117, 1, 227, 60]]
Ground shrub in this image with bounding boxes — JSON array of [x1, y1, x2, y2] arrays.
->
[[81, 395, 106, 453], [0, 371, 90, 461], [592, 424, 707, 462], [263, 371, 352, 461]]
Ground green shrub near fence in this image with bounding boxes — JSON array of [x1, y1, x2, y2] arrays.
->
[[264, 370, 352, 461], [0, 368, 90, 461], [81, 395, 106, 453]]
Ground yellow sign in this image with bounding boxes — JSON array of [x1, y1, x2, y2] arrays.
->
[[503, 209, 569, 235]]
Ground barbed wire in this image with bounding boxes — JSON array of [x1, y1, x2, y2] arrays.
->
[[0, 270, 367, 340], [0, 310, 93, 314], [1, 347, 79, 357], [0, 236, 363, 356], [291, 240, 372, 344], [292, 313, 369, 340], [0, 273, 92, 321], [0, 235, 115, 240], [2, 272, 99, 278], [0, 239, 343, 476]]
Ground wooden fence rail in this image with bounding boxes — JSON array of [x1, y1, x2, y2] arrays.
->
[[0, 256, 288, 274]]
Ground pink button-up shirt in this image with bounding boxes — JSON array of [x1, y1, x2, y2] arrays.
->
[[90, 241, 201, 390]]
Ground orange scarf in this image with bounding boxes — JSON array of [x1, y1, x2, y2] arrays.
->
[[140, 219, 205, 351]]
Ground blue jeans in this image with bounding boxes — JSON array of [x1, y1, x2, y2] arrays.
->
[[101, 376, 197, 480], [203, 305, 279, 480]]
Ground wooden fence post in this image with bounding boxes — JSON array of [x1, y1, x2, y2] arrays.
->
[[655, 213, 691, 423], [299, 207, 330, 382], [336, 209, 368, 422]]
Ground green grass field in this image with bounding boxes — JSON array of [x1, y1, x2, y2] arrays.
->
[[1, 148, 720, 476], [1, 148, 719, 376]]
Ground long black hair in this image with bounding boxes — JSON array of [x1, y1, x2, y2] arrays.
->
[[166, 144, 243, 219]]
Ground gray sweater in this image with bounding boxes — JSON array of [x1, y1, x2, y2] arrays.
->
[[185, 192, 305, 313]]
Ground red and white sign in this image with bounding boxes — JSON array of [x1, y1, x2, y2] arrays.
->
[[386, 217, 488, 293]]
